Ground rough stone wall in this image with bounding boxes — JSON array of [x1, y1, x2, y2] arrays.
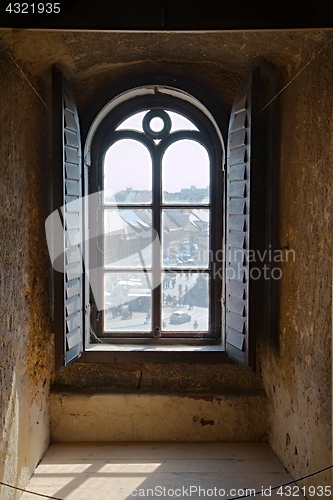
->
[[261, 45, 333, 490], [54, 360, 263, 393], [0, 51, 51, 499]]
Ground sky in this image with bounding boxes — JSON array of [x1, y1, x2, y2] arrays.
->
[[103, 110, 210, 197]]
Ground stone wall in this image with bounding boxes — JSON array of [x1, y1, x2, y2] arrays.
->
[[0, 50, 51, 499], [261, 45, 333, 490]]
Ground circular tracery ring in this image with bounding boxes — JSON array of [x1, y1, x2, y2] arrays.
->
[[142, 110, 171, 140]]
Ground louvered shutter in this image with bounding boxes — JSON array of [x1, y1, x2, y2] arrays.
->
[[52, 66, 84, 368], [225, 70, 259, 370]]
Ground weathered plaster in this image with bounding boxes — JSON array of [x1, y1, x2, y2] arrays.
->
[[50, 392, 268, 442], [0, 52, 51, 499], [261, 44, 333, 491]]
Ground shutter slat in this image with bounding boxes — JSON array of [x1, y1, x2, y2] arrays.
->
[[66, 311, 81, 332], [228, 215, 245, 232], [226, 327, 245, 350], [66, 278, 80, 299], [66, 229, 81, 247], [65, 145, 80, 164], [65, 179, 80, 196], [66, 295, 81, 316], [65, 196, 81, 212], [228, 231, 245, 249], [228, 280, 246, 299], [228, 181, 245, 198], [228, 295, 245, 316], [234, 93, 247, 114], [65, 163, 80, 180], [66, 262, 82, 281], [67, 327, 82, 350], [64, 93, 75, 113], [230, 129, 247, 150], [226, 262, 245, 282], [66, 246, 81, 265], [52, 67, 83, 369], [229, 164, 246, 181], [65, 129, 79, 148], [65, 213, 80, 230], [229, 199, 246, 215], [229, 146, 247, 166], [64, 109, 77, 132], [65, 344, 82, 364], [229, 247, 245, 265], [226, 312, 245, 334], [230, 109, 247, 133]]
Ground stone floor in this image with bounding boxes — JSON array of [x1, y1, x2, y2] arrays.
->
[[20, 442, 305, 499]]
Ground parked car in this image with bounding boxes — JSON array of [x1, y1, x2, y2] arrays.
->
[[169, 312, 191, 324]]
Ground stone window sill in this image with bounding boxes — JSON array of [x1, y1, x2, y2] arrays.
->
[[80, 343, 232, 364]]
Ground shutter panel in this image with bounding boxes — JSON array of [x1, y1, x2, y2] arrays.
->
[[225, 70, 259, 370], [52, 66, 84, 369]]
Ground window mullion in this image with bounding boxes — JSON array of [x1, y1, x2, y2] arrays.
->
[[152, 147, 162, 334]]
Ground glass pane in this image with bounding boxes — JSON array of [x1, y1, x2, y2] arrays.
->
[[104, 209, 152, 269], [168, 111, 199, 132], [116, 111, 146, 132], [161, 272, 209, 332], [103, 139, 152, 204], [150, 116, 164, 132], [162, 140, 210, 204], [162, 209, 210, 269], [104, 272, 152, 332]]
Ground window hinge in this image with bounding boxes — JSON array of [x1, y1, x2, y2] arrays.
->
[[153, 323, 161, 339]]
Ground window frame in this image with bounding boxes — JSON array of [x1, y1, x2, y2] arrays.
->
[[87, 93, 224, 346]]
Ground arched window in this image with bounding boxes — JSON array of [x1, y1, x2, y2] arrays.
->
[[87, 88, 224, 344], [49, 69, 259, 370]]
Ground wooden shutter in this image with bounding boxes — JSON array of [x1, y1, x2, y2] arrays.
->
[[225, 70, 259, 370], [52, 66, 84, 368]]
